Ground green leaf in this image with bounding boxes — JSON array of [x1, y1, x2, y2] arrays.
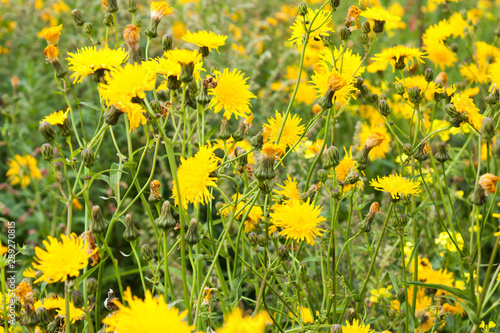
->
[[205, 125, 220, 141], [110, 163, 123, 194], [406, 236, 422, 274], [227, 270, 249, 306], [408, 281, 470, 301], [388, 271, 399, 291]]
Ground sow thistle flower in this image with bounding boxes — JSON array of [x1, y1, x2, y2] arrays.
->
[[263, 111, 304, 149], [274, 174, 300, 201], [145, 1, 174, 38], [370, 173, 421, 200], [449, 93, 484, 131], [310, 68, 356, 109], [6, 154, 42, 188], [44, 45, 66, 78], [32, 233, 96, 283], [41, 109, 69, 125], [360, 7, 401, 33], [254, 142, 285, 181], [371, 45, 426, 72], [209, 68, 256, 120], [355, 131, 387, 167], [171, 144, 220, 209], [182, 30, 228, 56], [66, 46, 128, 83], [216, 308, 269, 333], [271, 199, 325, 245], [103, 288, 194, 333], [289, 8, 333, 49], [43, 24, 63, 45], [319, 47, 366, 78], [165, 49, 202, 82]]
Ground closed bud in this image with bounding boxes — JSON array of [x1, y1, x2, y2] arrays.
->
[[362, 21, 371, 33], [218, 118, 231, 141], [321, 33, 333, 48], [259, 181, 272, 194], [343, 170, 359, 185], [82, 148, 95, 168], [435, 142, 450, 163], [298, 2, 308, 16], [330, 0, 340, 8], [332, 189, 341, 199], [331, 324, 343, 333], [22, 304, 39, 327], [300, 184, 320, 202], [187, 80, 198, 96], [395, 82, 405, 96], [233, 118, 251, 142], [481, 117, 495, 141], [397, 288, 406, 303], [86, 278, 98, 296], [321, 145, 340, 169], [368, 93, 379, 104], [445, 103, 459, 118], [359, 202, 380, 232], [257, 234, 267, 247], [318, 89, 334, 109], [360, 84, 369, 95], [235, 147, 248, 166], [162, 34, 173, 51], [135, 19, 142, 28], [41, 143, 54, 161], [250, 129, 265, 149], [424, 68, 434, 83], [486, 92, 499, 105], [401, 193, 412, 206], [278, 245, 289, 261], [378, 99, 390, 116], [470, 185, 486, 206], [104, 13, 114, 27], [155, 200, 177, 231], [254, 145, 282, 182], [71, 290, 84, 308], [403, 143, 412, 156], [83, 22, 93, 35], [339, 26, 351, 40], [140, 244, 155, 261], [36, 307, 49, 326], [248, 233, 258, 247], [355, 77, 364, 89], [415, 141, 431, 162], [91, 205, 108, 234], [372, 20, 385, 33], [104, 105, 125, 125], [346, 308, 357, 324], [123, 214, 140, 242], [39, 121, 56, 142], [408, 87, 422, 105], [197, 78, 212, 106], [107, 0, 118, 12], [318, 169, 328, 183], [128, 0, 137, 13], [359, 33, 369, 45], [47, 316, 63, 333], [71, 9, 85, 27], [185, 218, 200, 245]]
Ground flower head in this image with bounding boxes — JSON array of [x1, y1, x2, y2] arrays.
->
[[289, 8, 333, 49], [358, 123, 391, 160], [263, 111, 304, 149], [123, 24, 140, 51], [271, 199, 325, 245], [451, 93, 485, 131], [103, 288, 194, 333], [44, 24, 63, 45], [274, 175, 301, 201], [310, 68, 356, 106], [6, 154, 42, 188], [57, 299, 85, 323], [44, 45, 59, 63], [209, 68, 256, 120], [342, 319, 374, 333], [172, 144, 220, 209], [165, 49, 202, 65], [216, 308, 268, 333], [150, 2, 174, 20], [364, 132, 386, 149], [66, 47, 128, 84], [41, 109, 69, 125], [33, 233, 95, 283], [182, 30, 227, 52], [372, 45, 426, 72], [360, 7, 401, 22], [479, 173, 499, 194], [369, 174, 421, 200]]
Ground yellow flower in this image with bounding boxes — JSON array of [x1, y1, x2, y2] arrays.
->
[[358, 123, 390, 160], [291, 306, 314, 324], [274, 175, 301, 201], [479, 173, 500, 195], [56, 299, 85, 323], [263, 111, 304, 149], [303, 139, 324, 159], [424, 40, 457, 69], [480, 321, 497, 333], [40, 109, 69, 125], [342, 319, 374, 333], [0, 242, 7, 256], [23, 267, 37, 279], [360, 7, 401, 23], [182, 30, 228, 52], [144, 57, 181, 78], [172, 144, 220, 209], [6, 154, 42, 188], [289, 8, 333, 49], [369, 174, 420, 200], [372, 45, 426, 72], [44, 24, 62, 45], [369, 286, 392, 303], [450, 93, 485, 131], [271, 199, 325, 245], [216, 308, 268, 333], [395, 75, 444, 102], [310, 68, 356, 106], [220, 196, 263, 233], [33, 233, 95, 283], [335, 147, 361, 192], [66, 47, 128, 84], [150, 1, 174, 20], [44, 45, 59, 63], [214, 137, 255, 164], [34, 295, 63, 311], [319, 47, 365, 78], [209, 68, 256, 120], [434, 232, 464, 253], [165, 49, 202, 65], [103, 288, 194, 332]]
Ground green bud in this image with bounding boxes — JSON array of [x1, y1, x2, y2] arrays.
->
[[318, 169, 328, 183], [199, 46, 210, 58], [218, 118, 231, 141], [185, 218, 200, 246], [424, 68, 434, 83], [397, 288, 406, 303], [104, 13, 114, 27], [39, 121, 56, 142], [321, 145, 340, 169], [470, 185, 486, 206], [91, 205, 108, 234], [72, 290, 84, 308], [481, 117, 495, 141], [360, 84, 369, 95], [250, 129, 265, 149], [107, 0, 118, 12], [128, 0, 137, 13], [22, 304, 39, 327], [395, 82, 405, 96], [233, 118, 251, 142], [298, 2, 308, 16], [155, 200, 177, 231], [300, 184, 320, 202], [162, 34, 173, 52], [486, 92, 499, 105], [135, 19, 142, 29], [339, 26, 351, 40], [57, 117, 72, 137], [321, 32, 333, 48], [318, 89, 334, 109], [378, 99, 390, 116], [355, 77, 364, 89], [359, 33, 369, 45], [83, 22, 93, 35], [86, 278, 98, 296], [362, 21, 371, 33], [435, 142, 450, 163], [196, 78, 212, 106], [330, 0, 340, 8], [48, 316, 63, 333], [368, 93, 378, 104], [71, 9, 85, 27], [41, 143, 54, 161], [104, 105, 125, 126], [343, 170, 360, 185], [36, 307, 49, 326], [123, 214, 140, 242], [408, 87, 422, 105], [82, 148, 95, 168], [354, 146, 369, 167], [414, 141, 430, 162], [248, 233, 258, 247], [140, 244, 155, 261], [372, 20, 385, 33], [278, 244, 289, 261], [331, 324, 343, 333], [257, 234, 267, 247], [358, 202, 380, 233], [254, 153, 277, 181], [445, 103, 459, 118], [179, 63, 196, 83], [235, 147, 248, 166]]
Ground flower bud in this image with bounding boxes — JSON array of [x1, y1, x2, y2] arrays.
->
[[161, 34, 173, 52], [248, 233, 258, 247], [148, 180, 162, 203], [424, 68, 434, 83], [71, 290, 84, 308], [57, 117, 72, 137], [278, 244, 289, 261], [71, 9, 85, 26], [235, 147, 248, 166], [104, 105, 125, 126], [481, 117, 495, 141], [434, 142, 450, 163], [408, 87, 422, 105], [372, 20, 385, 33], [321, 145, 340, 169], [185, 218, 200, 246], [361, 21, 371, 33], [83, 22, 93, 35], [368, 93, 379, 104], [123, 214, 140, 242], [346, 308, 357, 324], [378, 99, 390, 116], [338, 26, 351, 40], [257, 234, 267, 247], [41, 143, 54, 161], [298, 2, 308, 16], [135, 19, 142, 28], [250, 129, 265, 149], [318, 169, 328, 183], [233, 117, 252, 142], [486, 92, 499, 105], [395, 82, 405, 96], [354, 77, 364, 90], [218, 118, 231, 141], [359, 33, 369, 45], [415, 141, 431, 162], [470, 185, 486, 206], [358, 202, 380, 232], [36, 307, 49, 326], [331, 324, 343, 333], [197, 78, 213, 106], [321, 33, 333, 47], [360, 84, 369, 95], [128, 0, 137, 13], [82, 148, 95, 168], [86, 277, 98, 296], [107, 0, 118, 12], [140, 244, 155, 261], [402, 143, 412, 156], [91, 205, 108, 234], [343, 170, 360, 185], [444, 103, 459, 118], [155, 201, 177, 231], [39, 121, 56, 142], [47, 316, 63, 333], [397, 288, 406, 303], [301, 184, 320, 202], [104, 13, 114, 27], [22, 304, 39, 327], [330, 0, 340, 8], [254, 144, 283, 182]]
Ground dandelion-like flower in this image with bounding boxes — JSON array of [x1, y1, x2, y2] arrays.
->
[[209, 68, 256, 120], [44, 45, 59, 63], [479, 173, 499, 195], [319, 47, 365, 78], [450, 93, 485, 131], [172, 144, 220, 209], [44, 24, 63, 45], [103, 288, 194, 333], [360, 7, 401, 33], [40, 109, 69, 125], [369, 174, 421, 200], [310, 68, 356, 108], [274, 175, 300, 201], [165, 49, 202, 65], [216, 308, 269, 333], [57, 299, 85, 323], [372, 45, 426, 72], [66, 47, 128, 83], [342, 319, 374, 333], [150, 1, 174, 20], [33, 233, 95, 283], [6, 154, 42, 188], [358, 123, 391, 160], [289, 8, 333, 49], [271, 199, 325, 245], [182, 30, 228, 53], [263, 111, 304, 149]]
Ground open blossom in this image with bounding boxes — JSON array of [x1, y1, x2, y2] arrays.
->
[[370, 174, 421, 200]]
